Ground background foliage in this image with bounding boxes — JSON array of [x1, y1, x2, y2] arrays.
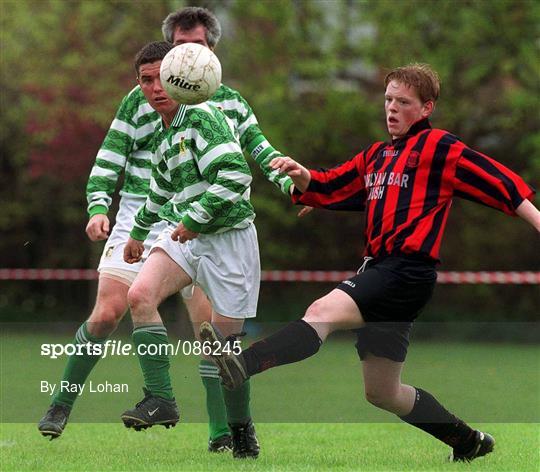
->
[[1, 0, 538, 321]]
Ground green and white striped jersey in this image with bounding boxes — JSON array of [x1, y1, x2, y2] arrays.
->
[[130, 103, 254, 241], [86, 84, 292, 216]]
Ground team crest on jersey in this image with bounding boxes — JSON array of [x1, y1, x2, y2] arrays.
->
[[179, 137, 186, 154], [105, 246, 115, 258], [406, 151, 420, 168]]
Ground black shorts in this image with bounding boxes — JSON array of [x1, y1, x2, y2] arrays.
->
[[336, 255, 437, 362]]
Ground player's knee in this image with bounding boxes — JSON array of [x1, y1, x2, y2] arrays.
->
[[89, 306, 122, 326], [364, 387, 399, 411], [88, 298, 126, 334], [127, 283, 155, 314], [94, 296, 126, 320], [304, 298, 329, 323], [86, 317, 117, 338], [304, 298, 340, 338]]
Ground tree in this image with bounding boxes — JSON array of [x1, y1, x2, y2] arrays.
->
[[1, 0, 537, 319]]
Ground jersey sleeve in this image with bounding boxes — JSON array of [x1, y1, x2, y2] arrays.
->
[[234, 97, 293, 195], [85, 93, 138, 217], [453, 146, 535, 215], [182, 116, 252, 233], [291, 151, 367, 211], [129, 147, 174, 241]]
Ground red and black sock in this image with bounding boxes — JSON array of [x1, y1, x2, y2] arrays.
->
[[242, 319, 322, 376], [399, 387, 476, 453]]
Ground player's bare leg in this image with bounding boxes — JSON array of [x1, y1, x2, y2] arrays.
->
[[38, 275, 131, 439], [201, 289, 366, 391], [362, 353, 494, 461], [361, 354, 415, 416], [87, 275, 131, 336], [121, 249, 189, 430], [302, 289, 366, 340], [185, 286, 213, 338], [128, 248, 190, 322], [200, 290, 364, 456]]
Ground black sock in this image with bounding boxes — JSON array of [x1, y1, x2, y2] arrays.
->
[[242, 319, 322, 376], [399, 388, 476, 452]]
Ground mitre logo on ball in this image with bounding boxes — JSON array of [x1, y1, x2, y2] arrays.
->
[[160, 43, 222, 105]]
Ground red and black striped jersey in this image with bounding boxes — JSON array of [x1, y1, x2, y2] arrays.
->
[[292, 119, 535, 262]]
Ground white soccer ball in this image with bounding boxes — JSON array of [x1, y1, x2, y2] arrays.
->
[[160, 43, 222, 105]]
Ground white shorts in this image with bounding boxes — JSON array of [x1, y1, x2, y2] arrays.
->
[[97, 197, 167, 276], [152, 224, 260, 319], [181, 284, 196, 299]]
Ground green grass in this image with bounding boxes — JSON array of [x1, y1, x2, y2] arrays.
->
[[1, 423, 538, 471], [1, 330, 539, 470]]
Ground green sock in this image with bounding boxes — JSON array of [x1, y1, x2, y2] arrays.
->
[[132, 325, 173, 400], [199, 360, 229, 440], [53, 322, 106, 408], [222, 379, 251, 424]]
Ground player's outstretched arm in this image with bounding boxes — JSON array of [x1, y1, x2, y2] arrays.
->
[[516, 199, 540, 232], [269, 156, 311, 193], [281, 153, 365, 211], [224, 90, 293, 195], [85, 214, 110, 241]]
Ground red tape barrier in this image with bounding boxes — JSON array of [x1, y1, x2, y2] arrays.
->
[[0, 269, 539, 284]]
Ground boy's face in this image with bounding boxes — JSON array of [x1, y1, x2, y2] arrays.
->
[[385, 80, 433, 139], [137, 60, 178, 116]]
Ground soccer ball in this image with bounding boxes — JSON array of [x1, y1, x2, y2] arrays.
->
[[160, 43, 222, 105]]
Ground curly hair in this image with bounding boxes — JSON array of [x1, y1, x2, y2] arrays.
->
[[162, 7, 221, 48]]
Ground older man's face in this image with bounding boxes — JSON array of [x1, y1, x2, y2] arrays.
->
[[172, 24, 211, 49]]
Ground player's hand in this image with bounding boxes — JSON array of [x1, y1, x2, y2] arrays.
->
[[171, 223, 199, 244], [297, 206, 314, 218], [270, 156, 304, 177], [270, 156, 311, 192], [86, 214, 110, 241], [123, 237, 144, 264]]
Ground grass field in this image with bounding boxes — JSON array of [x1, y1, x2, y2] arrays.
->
[[1, 329, 539, 470], [1, 423, 539, 471]]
